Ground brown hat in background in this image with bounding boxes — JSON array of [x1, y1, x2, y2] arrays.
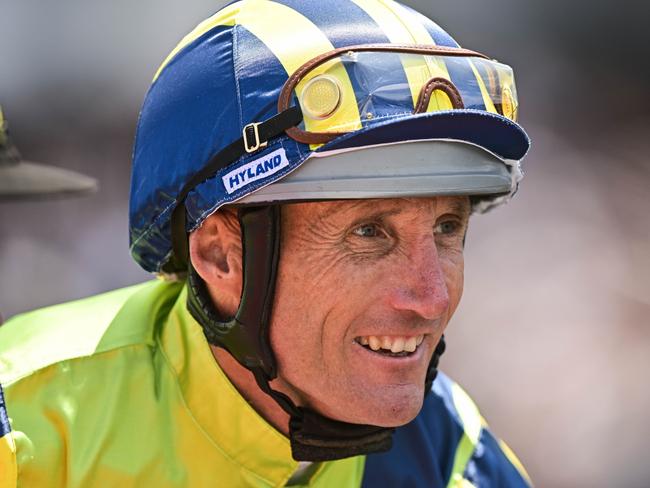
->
[[0, 105, 97, 201]]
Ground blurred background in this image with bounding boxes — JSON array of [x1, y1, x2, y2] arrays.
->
[[1, 0, 648, 486]]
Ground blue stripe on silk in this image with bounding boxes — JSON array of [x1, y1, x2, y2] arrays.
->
[[0, 383, 10, 437], [362, 372, 532, 487], [463, 428, 531, 487], [362, 373, 464, 487]]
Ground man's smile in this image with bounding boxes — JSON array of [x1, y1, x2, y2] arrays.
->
[[354, 334, 427, 357]]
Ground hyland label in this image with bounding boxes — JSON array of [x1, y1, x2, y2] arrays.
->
[[222, 147, 289, 195]]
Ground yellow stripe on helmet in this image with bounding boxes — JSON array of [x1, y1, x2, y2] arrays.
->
[[238, 1, 360, 137], [353, 0, 451, 108], [155, 0, 361, 143], [360, 0, 495, 113], [392, 1, 459, 111]]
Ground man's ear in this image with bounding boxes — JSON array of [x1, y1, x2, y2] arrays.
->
[[189, 209, 243, 317]]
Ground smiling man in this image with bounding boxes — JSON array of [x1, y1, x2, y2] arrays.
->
[[0, 1, 532, 486], [200, 196, 469, 433]]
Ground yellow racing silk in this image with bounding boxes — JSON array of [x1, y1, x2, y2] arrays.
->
[[0, 280, 530, 487], [0, 281, 364, 487]]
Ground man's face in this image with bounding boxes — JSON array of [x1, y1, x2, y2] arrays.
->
[[269, 196, 469, 426]]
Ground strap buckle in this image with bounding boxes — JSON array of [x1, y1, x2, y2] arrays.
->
[[243, 123, 268, 153]]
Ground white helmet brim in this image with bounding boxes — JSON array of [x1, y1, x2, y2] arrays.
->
[[239, 139, 516, 203]]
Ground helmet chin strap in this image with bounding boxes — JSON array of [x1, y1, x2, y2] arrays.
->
[[186, 205, 446, 462]]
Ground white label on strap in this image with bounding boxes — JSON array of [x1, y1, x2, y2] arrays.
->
[[222, 148, 289, 195]]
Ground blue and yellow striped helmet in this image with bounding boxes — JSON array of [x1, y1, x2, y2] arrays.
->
[[130, 0, 530, 273]]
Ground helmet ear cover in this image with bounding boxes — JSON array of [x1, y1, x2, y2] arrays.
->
[[187, 205, 281, 376]]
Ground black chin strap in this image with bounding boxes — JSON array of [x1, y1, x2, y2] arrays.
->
[[250, 367, 394, 461], [187, 204, 447, 462]]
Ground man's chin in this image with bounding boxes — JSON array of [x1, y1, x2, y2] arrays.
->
[[366, 399, 424, 427], [322, 387, 425, 427]]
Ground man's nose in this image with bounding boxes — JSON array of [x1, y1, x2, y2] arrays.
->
[[388, 239, 450, 321]]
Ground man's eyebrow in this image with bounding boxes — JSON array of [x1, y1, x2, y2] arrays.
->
[[317, 199, 380, 221], [444, 198, 472, 220], [318, 198, 472, 222]]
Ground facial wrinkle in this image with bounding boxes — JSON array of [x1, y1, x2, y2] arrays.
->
[[284, 230, 348, 295]]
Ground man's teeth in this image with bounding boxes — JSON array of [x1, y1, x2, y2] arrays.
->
[[358, 335, 425, 353]]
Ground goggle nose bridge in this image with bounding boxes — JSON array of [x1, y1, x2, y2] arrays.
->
[[414, 77, 465, 113]]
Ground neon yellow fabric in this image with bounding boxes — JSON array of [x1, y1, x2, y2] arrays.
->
[[0, 281, 364, 487], [449, 474, 478, 488], [446, 382, 483, 488], [0, 432, 16, 488]]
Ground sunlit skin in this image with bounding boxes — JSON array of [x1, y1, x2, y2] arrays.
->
[[190, 196, 470, 434]]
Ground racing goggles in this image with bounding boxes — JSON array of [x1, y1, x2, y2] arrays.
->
[[278, 44, 519, 145]]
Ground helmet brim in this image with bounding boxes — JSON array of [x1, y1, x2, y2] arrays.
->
[[239, 139, 515, 203], [239, 109, 528, 204], [320, 109, 530, 161]]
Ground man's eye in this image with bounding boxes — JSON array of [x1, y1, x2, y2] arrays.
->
[[353, 224, 382, 238], [434, 220, 460, 235]]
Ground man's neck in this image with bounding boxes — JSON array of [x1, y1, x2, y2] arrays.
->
[[211, 345, 291, 436]]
